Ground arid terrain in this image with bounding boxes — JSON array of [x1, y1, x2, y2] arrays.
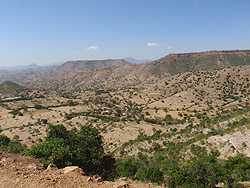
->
[[0, 152, 161, 188], [1, 50, 250, 187]]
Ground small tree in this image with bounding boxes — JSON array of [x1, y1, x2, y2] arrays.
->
[[28, 124, 104, 174], [0, 134, 26, 153], [27, 138, 71, 167], [223, 154, 250, 183], [0, 135, 10, 146], [47, 124, 69, 140], [135, 166, 164, 184], [116, 158, 141, 178]]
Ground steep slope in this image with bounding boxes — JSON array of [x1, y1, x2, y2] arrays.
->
[[148, 50, 250, 75]]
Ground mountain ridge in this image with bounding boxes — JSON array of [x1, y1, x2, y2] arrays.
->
[[1, 49, 250, 92], [149, 49, 250, 75]]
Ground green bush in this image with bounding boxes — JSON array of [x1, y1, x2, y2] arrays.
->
[[34, 104, 48, 109], [69, 125, 104, 172], [181, 153, 224, 187], [47, 124, 69, 140], [0, 135, 10, 145], [27, 124, 104, 174], [115, 147, 250, 187], [135, 166, 163, 183], [26, 138, 71, 167], [223, 154, 250, 183], [165, 114, 174, 125], [116, 158, 141, 178], [0, 134, 26, 153], [7, 141, 26, 153], [116, 157, 163, 184]]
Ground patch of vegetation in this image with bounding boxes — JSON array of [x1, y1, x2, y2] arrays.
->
[[0, 134, 26, 153], [117, 129, 163, 155], [34, 104, 48, 110], [116, 146, 250, 187], [116, 156, 163, 184], [164, 114, 184, 125], [26, 124, 115, 177]]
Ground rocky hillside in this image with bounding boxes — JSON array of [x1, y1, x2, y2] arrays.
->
[[148, 50, 250, 75], [1, 50, 250, 92], [0, 50, 250, 187]]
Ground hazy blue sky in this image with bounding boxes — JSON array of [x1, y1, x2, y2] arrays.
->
[[0, 0, 250, 66]]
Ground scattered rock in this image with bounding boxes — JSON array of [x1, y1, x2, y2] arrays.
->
[[239, 181, 250, 188], [87, 177, 93, 182], [114, 181, 130, 188], [63, 166, 85, 175], [27, 163, 37, 170], [215, 182, 224, 187]]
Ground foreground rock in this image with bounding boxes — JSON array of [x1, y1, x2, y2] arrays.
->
[[0, 152, 162, 188], [239, 182, 250, 188]]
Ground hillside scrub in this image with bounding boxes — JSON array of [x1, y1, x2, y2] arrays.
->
[[0, 134, 26, 153], [26, 124, 115, 177], [2, 125, 250, 186], [116, 146, 250, 187]]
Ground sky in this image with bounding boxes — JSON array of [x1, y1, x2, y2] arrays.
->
[[0, 0, 250, 66]]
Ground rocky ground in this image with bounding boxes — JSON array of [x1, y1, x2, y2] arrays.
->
[[0, 64, 250, 159], [0, 152, 161, 188]]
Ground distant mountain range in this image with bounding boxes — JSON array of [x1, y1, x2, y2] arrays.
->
[[1, 50, 250, 92], [148, 50, 250, 75], [124, 57, 151, 64]]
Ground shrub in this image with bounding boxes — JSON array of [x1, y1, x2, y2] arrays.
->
[[34, 104, 47, 109], [27, 124, 104, 174], [0, 134, 26, 153], [165, 114, 174, 125], [26, 138, 71, 167], [223, 154, 250, 183], [116, 156, 163, 184], [47, 124, 69, 140], [69, 126, 104, 172], [116, 158, 141, 178], [0, 135, 10, 146], [181, 153, 224, 187], [135, 166, 163, 183]]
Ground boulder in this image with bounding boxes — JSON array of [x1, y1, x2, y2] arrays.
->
[[239, 182, 250, 188], [63, 166, 85, 175]]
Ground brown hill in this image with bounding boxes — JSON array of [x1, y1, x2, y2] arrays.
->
[[45, 50, 250, 91], [0, 81, 25, 97], [1, 50, 250, 92], [148, 50, 250, 75], [58, 59, 129, 71]]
